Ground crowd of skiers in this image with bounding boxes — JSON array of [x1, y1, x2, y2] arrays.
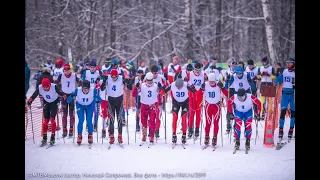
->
[[25, 55, 295, 151]]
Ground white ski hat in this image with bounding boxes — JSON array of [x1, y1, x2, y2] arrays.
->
[[145, 72, 153, 81], [208, 73, 216, 81]]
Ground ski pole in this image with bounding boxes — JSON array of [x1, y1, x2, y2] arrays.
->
[[60, 101, 65, 143], [73, 102, 77, 144], [29, 105, 35, 144], [164, 94, 167, 144], [199, 103, 204, 145], [126, 101, 129, 145], [96, 102, 99, 143], [255, 117, 259, 145], [220, 104, 223, 146]]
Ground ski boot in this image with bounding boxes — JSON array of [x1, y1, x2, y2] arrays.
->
[[245, 138, 250, 150], [212, 136, 217, 146], [288, 128, 294, 139], [93, 124, 97, 132], [234, 138, 240, 150], [62, 128, 67, 138], [118, 134, 123, 144], [142, 128, 147, 142], [102, 129, 106, 138], [187, 127, 193, 138], [204, 134, 210, 145], [195, 128, 200, 138], [49, 134, 55, 145], [181, 134, 187, 144], [172, 133, 177, 143], [150, 136, 154, 143], [109, 134, 115, 144], [88, 134, 93, 144], [69, 127, 73, 137], [77, 134, 82, 145], [41, 134, 47, 145], [278, 128, 284, 139], [155, 130, 160, 138]]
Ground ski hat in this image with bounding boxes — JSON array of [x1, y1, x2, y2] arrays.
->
[[42, 78, 51, 87], [237, 88, 246, 97], [286, 58, 295, 63], [186, 64, 193, 71], [110, 69, 118, 77], [208, 73, 216, 81], [57, 58, 64, 67], [175, 78, 184, 88], [247, 59, 254, 65], [126, 61, 133, 69], [235, 66, 243, 74], [261, 56, 268, 63], [194, 62, 202, 69], [151, 65, 158, 72], [145, 72, 153, 81], [64, 64, 70, 71], [137, 69, 143, 74], [89, 61, 96, 67], [82, 80, 90, 89]]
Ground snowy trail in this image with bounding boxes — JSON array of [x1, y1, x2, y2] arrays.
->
[[25, 86, 294, 180]]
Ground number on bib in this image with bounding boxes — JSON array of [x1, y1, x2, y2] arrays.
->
[[91, 78, 95, 83], [284, 76, 291, 82], [250, 72, 254, 78], [208, 92, 215, 98], [82, 98, 89, 102], [193, 79, 201, 86], [242, 105, 244, 109], [46, 95, 51, 99], [67, 81, 70, 87], [147, 90, 152, 97], [176, 92, 185, 97], [112, 85, 116, 91], [239, 82, 243, 87]]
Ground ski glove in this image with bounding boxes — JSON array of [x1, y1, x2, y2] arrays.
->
[[226, 74, 231, 80], [189, 85, 196, 93], [66, 96, 74, 104], [229, 113, 234, 119], [27, 98, 33, 106], [200, 83, 205, 91], [254, 114, 260, 121], [157, 82, 162, 89]]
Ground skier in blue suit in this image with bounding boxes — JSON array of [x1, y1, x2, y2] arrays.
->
[[276, 58, 295, 140], [67, 80, 102, 145]]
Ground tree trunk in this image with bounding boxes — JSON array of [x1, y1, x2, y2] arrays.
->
[[215, 0, 222, 62], [261, 0, 278, 65], [184, 0, 193, 60], [110, 0, 117, 58]]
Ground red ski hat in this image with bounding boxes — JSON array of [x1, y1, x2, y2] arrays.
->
[[57, 58, 64, 67], [42, 78, 51, 87], [64, 64, 70, 70], [110, 69, 118, 77]]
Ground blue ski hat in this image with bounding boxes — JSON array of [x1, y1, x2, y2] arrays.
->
[[235, 66, 243, 74], [111, 59, 118, 65]]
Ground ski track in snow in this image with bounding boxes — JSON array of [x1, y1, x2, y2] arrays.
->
[[25, 86, 295, 180]]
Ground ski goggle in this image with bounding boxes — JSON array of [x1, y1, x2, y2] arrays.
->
[[194, 68, 201, 73], [237, 94, 246, 101]]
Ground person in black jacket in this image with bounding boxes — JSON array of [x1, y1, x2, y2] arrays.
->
[[36, 67, 54, 108]]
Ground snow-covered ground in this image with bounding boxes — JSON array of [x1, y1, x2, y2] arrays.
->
[[25, 86, 295, 180]]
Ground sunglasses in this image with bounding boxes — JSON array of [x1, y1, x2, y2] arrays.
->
[[152, 72, 157, 74], [43, 86, 49, 89], [146, 79, 153, 81]]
